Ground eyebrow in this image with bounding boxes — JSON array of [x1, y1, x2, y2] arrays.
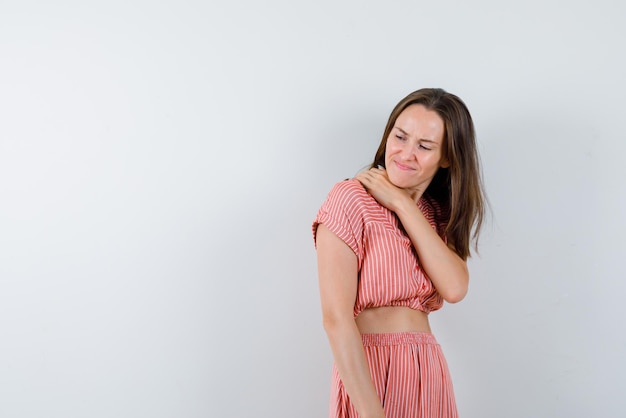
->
[[395, 127, 438, 143]]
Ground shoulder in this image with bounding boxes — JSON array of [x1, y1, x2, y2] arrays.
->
[[327, 178, 369, 202], [314, 179, 374, 255], [322, 178, 379, 217]]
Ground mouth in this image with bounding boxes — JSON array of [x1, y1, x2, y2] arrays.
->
[[393, 160, 415, 171]]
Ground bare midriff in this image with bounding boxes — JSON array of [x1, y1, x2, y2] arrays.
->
[[355, 306, 432, 334]]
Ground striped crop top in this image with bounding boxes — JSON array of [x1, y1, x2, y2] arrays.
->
[[312, 179, 449, 316]]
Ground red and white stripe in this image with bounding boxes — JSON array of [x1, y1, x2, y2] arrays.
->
[[313, 179, 448, 316], [329, 333, 458, 418], [313, 179, 457, 417]]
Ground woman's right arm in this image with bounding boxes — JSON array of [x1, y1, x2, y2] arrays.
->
[[316, 224, 385, 418]]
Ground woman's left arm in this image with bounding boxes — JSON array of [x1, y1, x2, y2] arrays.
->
[[355, 168, 468, 303]]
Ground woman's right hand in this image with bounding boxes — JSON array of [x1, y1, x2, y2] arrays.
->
[[355, 167, 414, 213]]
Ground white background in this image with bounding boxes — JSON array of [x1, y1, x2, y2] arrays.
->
[[1, 1, 624, 417]]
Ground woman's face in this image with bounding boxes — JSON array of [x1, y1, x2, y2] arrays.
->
[[384, 104, 448, 199]]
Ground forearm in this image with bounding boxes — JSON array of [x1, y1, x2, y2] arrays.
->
[[324, 319, 385, 418], [394, 198, 469, 303]]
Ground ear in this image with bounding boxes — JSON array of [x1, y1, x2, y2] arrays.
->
[[440, 157, 450, 169]]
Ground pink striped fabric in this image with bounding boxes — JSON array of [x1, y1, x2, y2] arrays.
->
[[329, 333, 458, 418], [313, 179, 449, 316], [313, 179, 458, 417]]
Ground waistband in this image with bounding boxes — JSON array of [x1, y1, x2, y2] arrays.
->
[[361, 332, 438, 347]]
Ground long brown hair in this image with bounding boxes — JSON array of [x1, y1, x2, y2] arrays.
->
[[371, 88, 486, 260]]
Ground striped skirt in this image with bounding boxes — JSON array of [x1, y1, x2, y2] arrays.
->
[[329, 332, 458, 418]]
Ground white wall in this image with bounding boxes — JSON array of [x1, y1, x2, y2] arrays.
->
[[1, 1, 624, 417]]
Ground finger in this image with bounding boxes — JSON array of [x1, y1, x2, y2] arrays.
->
[[354, 173, 371, 187], [355, 172, 368, 182]]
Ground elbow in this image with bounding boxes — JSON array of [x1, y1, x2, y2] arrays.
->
[[441, 264, 469, 303], [321, 315, 337, 333], [443, 287, 467, 304], [321, 311, 354, 335], [441, 277, 469, 304], [322, 315, 342, 333]]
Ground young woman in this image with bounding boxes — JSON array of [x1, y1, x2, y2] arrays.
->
[[313, 88, 486, 418]]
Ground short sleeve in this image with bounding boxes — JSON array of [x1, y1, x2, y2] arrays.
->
[[312, 180, 367, 264]]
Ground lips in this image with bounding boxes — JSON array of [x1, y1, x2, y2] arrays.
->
[[393, 160, 415, 171]]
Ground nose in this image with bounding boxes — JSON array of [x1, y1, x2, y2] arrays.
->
[[399, 140, 416, 160]]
